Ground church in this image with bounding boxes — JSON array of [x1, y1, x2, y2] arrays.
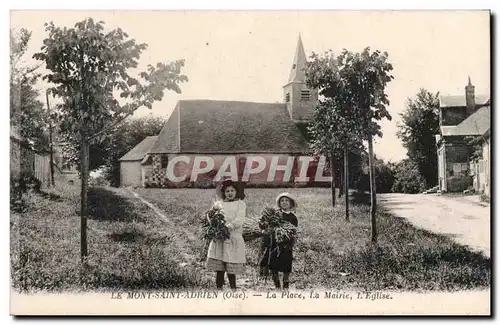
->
[[119, 36, 328, 188]]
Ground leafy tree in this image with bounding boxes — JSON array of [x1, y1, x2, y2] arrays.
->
[[356, 155, 396, 194], [305, 51, 367, 220], [10, 28, 48, 152], [55, 114, 165, 176], [102, 115, 165, 187], [305, 48, 394, 241], [34, 18, 188, 261], [306, 98, 364, 212], [465, 135, 484, 161], [397, 89, 440, 188], [374, 157, 396, 193], [391, 159, 426, 194]]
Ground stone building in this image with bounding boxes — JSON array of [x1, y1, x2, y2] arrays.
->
[[435, 78, 490, 192]]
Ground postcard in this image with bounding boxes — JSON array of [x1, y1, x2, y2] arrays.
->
[[9, 9, 491, 316]]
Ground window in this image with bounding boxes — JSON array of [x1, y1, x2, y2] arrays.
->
[[301, 89, 311, 101], [285, 93, 290, 102]]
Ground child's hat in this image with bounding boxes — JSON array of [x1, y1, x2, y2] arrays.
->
[[276, 192, 297, 208]]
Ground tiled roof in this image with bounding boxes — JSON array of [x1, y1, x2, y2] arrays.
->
[[440, 105, 490, 137], [148, 105, 180, 154], [149, 100, 310, 154], [119, 136, 159, 161], [440, 94, 490, 108]]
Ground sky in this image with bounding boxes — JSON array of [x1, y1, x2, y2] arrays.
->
[[10, 10, 491, 162]]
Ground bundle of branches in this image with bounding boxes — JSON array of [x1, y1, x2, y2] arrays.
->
[[242, 220, 264, 242], [258, 207, 297, 245], [200, 205, 230, 242]]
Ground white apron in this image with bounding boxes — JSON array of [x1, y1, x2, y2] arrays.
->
[[206, 200, 246, 264]]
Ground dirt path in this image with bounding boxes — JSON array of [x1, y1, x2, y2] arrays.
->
[[379, 193, 491, 258]]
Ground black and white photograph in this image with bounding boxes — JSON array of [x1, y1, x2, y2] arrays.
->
[[8, 9, 491, 316]]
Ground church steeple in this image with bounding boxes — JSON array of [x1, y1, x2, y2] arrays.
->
[[282, 34, 317, 122], [287, 33, 307, 83]]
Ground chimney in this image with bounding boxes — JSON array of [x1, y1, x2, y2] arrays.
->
[[465, 76, 475, 116]]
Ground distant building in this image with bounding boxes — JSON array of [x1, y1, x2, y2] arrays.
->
[[119, 136, 158, 187], [435, 77, 490, 193]]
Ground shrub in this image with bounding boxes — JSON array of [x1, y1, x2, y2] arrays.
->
[[447, 176, 473, 193], [10, 171, 42, 213], [89, 175, 110, 187], [391, 159, 427, 194]]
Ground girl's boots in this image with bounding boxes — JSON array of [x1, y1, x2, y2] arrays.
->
[[227, 274, 237, 289], [216, 271, 225, 289], [272, 272, 290, 290]]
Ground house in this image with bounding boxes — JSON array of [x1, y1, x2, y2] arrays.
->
[[120, 35, 328, 188], [119, 136, 158, 187], [435, 77, 490, 193]]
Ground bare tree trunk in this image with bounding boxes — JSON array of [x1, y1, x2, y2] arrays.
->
[[344, 143, 349, 222], [338, 155, 344, 198], [330, 152, 336, 208], [46, 91, 55, 187], [80, 137, 89, 262], [368, 133, 377, 243]]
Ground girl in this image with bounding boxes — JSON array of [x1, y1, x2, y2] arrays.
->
[[205, 179, 247, 289], [260, 192, 298, 290]]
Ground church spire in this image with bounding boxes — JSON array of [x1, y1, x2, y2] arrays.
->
[[287, 34, 307, 83], [282, 34, 317, 122]]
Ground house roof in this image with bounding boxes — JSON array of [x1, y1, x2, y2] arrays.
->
[[148, 100, 310, 154], [119, 136, 159, 161], [440, 105, 490, 137], [439, 94, 490, 108]]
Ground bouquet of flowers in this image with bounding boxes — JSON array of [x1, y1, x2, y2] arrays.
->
[[200, 202, 230, 242], [258, 207, 297, 246]]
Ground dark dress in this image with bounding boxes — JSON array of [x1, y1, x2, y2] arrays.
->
[[259, 211, 298, 273]]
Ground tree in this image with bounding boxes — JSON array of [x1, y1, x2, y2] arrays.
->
[[102, 115, 165, 187], [10, 28, 48, 153], [306, 97, 363, 218], [34, 18, 188, 262], [397, 89, 440, 188], [391, 159, 426, 194], [340, 48, 393, 243], [305, 51, 367, 220], [305, 48, 394, 241]]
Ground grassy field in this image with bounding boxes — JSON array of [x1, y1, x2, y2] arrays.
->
[[10, 185, 491, 292], [10, 184, 210, 292]]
